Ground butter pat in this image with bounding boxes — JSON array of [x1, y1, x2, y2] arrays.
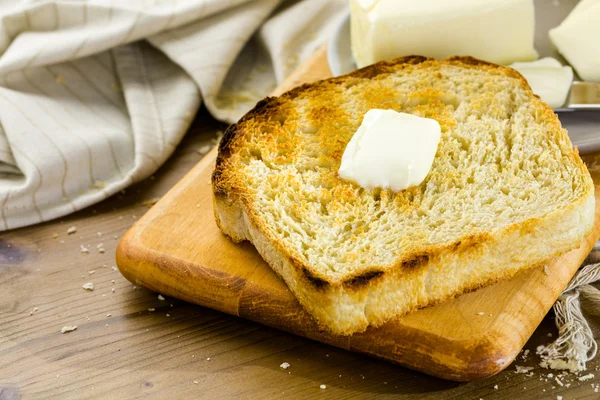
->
[[509, 58, 573, 108], [549, 0, 600, 82], [339, 109, 440, 192], [350, 0, 538, 68]]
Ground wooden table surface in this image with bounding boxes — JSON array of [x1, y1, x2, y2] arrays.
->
[[3, 108, 600, 400]]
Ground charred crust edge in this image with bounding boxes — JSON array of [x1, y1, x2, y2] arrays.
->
[[302, 267, 329, 290], [343, 270, 384, 288], [400, 253, 430, 269]]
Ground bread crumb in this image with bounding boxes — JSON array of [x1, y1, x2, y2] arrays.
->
[[547, 333, 553, 337], [578, 373, 594, 381], [106, 314, 112, 317], [477, 312, 484, 316], [82, 282, 94, 290], [320, 384, 326, 389], [80, 245, 89, 253], [557, 396, 562, 400], [52, 233, 58, 238], [88, 270, 95, 275], [112, 266, 118, 272], [206, 357, 211, 361], [166, 313, 170, 317], [555, 377, 564, 387], [280, 362, 290, 369], [61, 325, 77, 333], [493, 385, 498, 389], [67, 226, 77, 234], [158, 294, 165, 301], [111, 288, 115, 292], [544, 265, 550, 275], [515, 365, 534, 374], [148, 308, 155, 312], [193, 380, 198, 384]]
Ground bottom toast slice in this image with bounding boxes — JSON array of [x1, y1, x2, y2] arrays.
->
[[212, 56, 595, 336]]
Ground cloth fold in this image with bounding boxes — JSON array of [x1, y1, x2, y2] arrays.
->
[[0, 0, 346, 230]]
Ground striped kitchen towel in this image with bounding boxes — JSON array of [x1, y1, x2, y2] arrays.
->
[[0, 0, 347, 230]]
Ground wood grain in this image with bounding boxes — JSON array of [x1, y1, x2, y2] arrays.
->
[[117, 45, 600, 381]]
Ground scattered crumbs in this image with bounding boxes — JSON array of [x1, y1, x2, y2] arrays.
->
[[29, 307, 39, 315], [578, 373, 594, 381], [148, 308, 155, 312], [111, 280, 115, 284], [493, 385, 498, 390], [158, 294, 165, 301], [193, 380, 198, 384], [280, 362, 290, 370], [555, 377, 564, 387], [325, 354, 329, 358], [112, 266, 118, 272], [557, 396, 562, 400], [80, 245, 89, 253], [548, 373, 554, 378], [61, 325, 77, 333], [85, 316, 90, 321], [544, 265, 550, 275], [477, 312, 484, 316], [521, 349, 530, 361], [97, 243, 105, 253], [88, 270, 95, 275], [82, 282, 94, 291], [547, 333, 553, 337], [55, 75, 65, 85], [515, 365, 534, 374], [166, 314, 170, 317], [52, 233, 58, 239], [114, 235, 118, 240], [111, 288, 115, 292], [206, 357, 211, 361], [141, 197, 161, 208], [67, 226, 77, 234], [106, 314, 112, 317], [197, 145, 212, 155], [320, 384, 326, 390]]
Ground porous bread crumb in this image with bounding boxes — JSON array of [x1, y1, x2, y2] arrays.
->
[[555, 377, 564, 386], [320, 384, 326, 389], [515, 365, 534, 374], [61, 325, 77, 333], [280, 362, 290, 369], [578, 373, 594, 381], [67, 226, 77, 234], [158, 294, 165, 301], [539, 358, 581, 373], [82, 282, 94, 290]]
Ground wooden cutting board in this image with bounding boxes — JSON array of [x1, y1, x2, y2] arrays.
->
[[116, 46, 600, 381]]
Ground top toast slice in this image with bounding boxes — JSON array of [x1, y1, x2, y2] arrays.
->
[[212, 56, 595, 336]]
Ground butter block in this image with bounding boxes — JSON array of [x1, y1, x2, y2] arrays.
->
[[350, 0, 538, 68], [509, 58, 573, 109], [549, 0, 600, 82], [338, 109, 441, 192]]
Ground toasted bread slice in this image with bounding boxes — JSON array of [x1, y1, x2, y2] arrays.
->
[[212, 56, 595, 336]]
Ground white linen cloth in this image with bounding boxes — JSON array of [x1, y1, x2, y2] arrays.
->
[[0, 0, 346, 230]]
